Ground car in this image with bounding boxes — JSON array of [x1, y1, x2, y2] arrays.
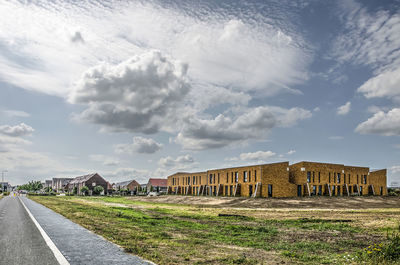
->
[[147, 191, 159, 196]]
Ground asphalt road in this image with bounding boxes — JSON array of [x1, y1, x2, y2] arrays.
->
[[0, 195, 59, 265]]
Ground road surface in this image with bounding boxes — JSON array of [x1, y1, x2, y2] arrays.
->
[[0, 195, 152, 265]]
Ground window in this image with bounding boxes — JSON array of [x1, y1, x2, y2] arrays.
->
[[348, 174, 350, 183], [226, 173, 228, 183], [254, 170, 257, 182], [344, 174, 346, 184], [307, 171, 311, 183], [193, 176, 196, 185], [318, 185, 322, 196], [209, 174, 213, 184], [360, 186, 363, 195], [333, 172, 336, 183], [312, 171, 315, 183], [235, 172, 239, 183], [363, 175, 367, 184], [318, 172, 321, 183], [249, 171, 251, 182], [225, 186, 228, 196], [312, 185, 316, 196], [332, 185, 336, 195], [231, 172, 233, 183], [218, 173, 220, 184], [337, 173, 341, 183], [329, 173, 331, 183], [243, 171, 248, 182], [380, 186, 383, 195], [337, 186, 341, 196], [357, 175, 359, 184]]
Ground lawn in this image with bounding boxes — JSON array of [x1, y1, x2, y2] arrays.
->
[[30, 196, 400, 264]]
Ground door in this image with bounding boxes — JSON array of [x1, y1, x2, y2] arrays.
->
[[249, 185, 253, 197], [297, 185, 302, 197], [268, 184, 273, 197]]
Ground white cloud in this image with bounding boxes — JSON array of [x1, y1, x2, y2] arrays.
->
[[358, 68, 400, 102], [332, 1, 400, 103], [313, 107, 320, 112], [1, 110, 30, 118], [158, 154, 195, 169], [89, 154, 120, 167], [105, 167, 151, 184], [176, 106, 312, 150], [0, 123, 34, 137], [287, 150, 296, 155], [114, 137, 162, 154], [239, 151, 276, 161], [70, 50, 190, 134], [355, 108, 400, 136], [337, 101, 351, 115]]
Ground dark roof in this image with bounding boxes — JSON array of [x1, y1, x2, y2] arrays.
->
[[115, 180, 140, 187], [148, 178, 167, 187], [69, 173, 98, 185]]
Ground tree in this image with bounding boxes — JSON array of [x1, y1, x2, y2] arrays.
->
[[80, 185, 89, 196], [73, 187, 78, 195], [93, 185, 104, 195]]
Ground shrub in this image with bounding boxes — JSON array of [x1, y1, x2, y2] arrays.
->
[[81, 186, 89, 195], [360, 226, 400, 262], [93, 185, 104, 195]]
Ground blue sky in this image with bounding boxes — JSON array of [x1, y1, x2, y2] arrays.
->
[[0, 0, 400, 186]]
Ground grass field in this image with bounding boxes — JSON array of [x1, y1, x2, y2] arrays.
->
[[30, 196, 400, 264]]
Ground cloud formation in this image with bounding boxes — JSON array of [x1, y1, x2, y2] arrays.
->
[[355, 108, 400, 136], [114, 137, 163, 154], [337, 101, 351, 115], [158, 154, 195, 168], [176, 106, 312, 150], [89, 154, 120, 166], [0, 123, 34, 137], [70, 50, 190, 134]]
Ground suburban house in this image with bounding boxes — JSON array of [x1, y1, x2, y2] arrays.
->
[[0, 182, 11, 192], [147, 178, 168, 193], [167, 161, 387, 198], [52, 178, 73, 192], [44, 180, 52, 189], [114, 180, 140, 191], [67, 173, 108, 195]]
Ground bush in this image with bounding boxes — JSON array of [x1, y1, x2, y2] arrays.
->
[[93, 185, 104, 195], [80, 186, 89, 195], [360, 227, 400, 262]]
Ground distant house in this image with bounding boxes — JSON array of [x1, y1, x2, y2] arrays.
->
[[0, 182, 11, 192], [44, 180, 52, 189], [114, 180, 140, 192], [52, 178, 73, 192], [147, 178, 168, 193], [67, 173, 108, 195]]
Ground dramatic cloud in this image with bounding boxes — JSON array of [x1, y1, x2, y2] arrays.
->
[[358, 68, 400, 102], [158, 155, 195, 168], [114, 137, 163, 154], [176, 106, 312, 150], [70, 50, 190, 133], [355, 108, 400, 136], [106, 167, 151, 184], [337, 101, 351, 115], [0, 123, 34, 137], [89, 154, 120, 166]]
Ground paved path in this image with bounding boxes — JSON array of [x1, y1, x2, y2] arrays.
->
[[20, 196, 152, 265], [0, 196, 59, 264]]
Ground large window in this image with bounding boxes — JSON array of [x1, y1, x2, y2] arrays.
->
[[363, 175, 367, 184], [235, 172, 239, 183], [307, 171, 311, 183], [209, 174, 213, 184], [268, 184, 273, 197], [243, 171, 248, 182], [337, 173, 341, 183], [226, 173, 228, 183], [254, 170, 257, 182], [318, 172, 321, 183], [249, 171, 251, 182]]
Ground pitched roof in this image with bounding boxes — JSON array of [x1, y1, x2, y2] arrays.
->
[[115, 180, 140, 187], [68, 173, 98, 185], [148, 178, 167, 187]]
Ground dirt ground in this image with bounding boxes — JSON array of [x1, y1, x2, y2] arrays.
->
[[132, 195, 400, 209]]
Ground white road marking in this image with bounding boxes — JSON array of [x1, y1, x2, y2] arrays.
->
[[19, 197, 70, 265]]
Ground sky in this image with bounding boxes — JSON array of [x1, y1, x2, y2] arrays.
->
[[1, 0, 400, 186]]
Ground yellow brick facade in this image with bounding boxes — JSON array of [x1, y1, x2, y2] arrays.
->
[[167, 161, 387, 198]]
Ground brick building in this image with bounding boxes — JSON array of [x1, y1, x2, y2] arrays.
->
[[67, 173, 108, 195], [167, 161, 387, 197]]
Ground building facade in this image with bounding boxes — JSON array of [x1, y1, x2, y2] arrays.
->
[[67, 173, 108, 195], [114, 180, 140, 191], [147, 178, 168, 193], [52, 178, 73, 192], [167, 161, 387, 198]]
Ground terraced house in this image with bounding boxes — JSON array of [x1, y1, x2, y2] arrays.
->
[[167, 161, 387, 197]]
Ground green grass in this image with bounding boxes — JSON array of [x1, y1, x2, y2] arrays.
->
[[30, 196, 392, 264]]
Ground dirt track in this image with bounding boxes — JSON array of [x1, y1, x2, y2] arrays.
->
[[132, 195, 400, 209]]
